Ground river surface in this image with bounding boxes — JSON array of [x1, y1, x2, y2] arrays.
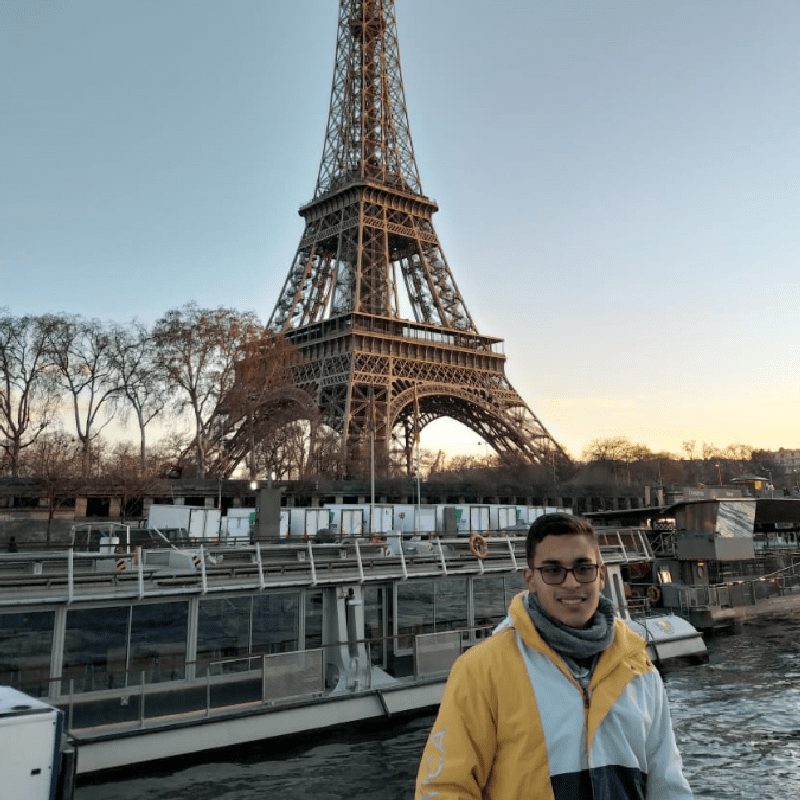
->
[[77, 616, 800, 799]]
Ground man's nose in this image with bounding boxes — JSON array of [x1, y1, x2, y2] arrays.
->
[[563, 568, 581, 587]]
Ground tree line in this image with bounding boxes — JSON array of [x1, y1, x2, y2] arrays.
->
[[427, 435, 787, 493], [2, 305, 788, 489], [0, 304, 318, 481]]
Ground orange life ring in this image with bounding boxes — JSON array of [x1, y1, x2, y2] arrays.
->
[[469, 533, 489, 560], [645, 584, 661, 604]]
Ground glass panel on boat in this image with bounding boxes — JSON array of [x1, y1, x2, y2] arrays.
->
[[396, 577, 469, 654], [304, 590, 323, 649], [263, 649, 323, 702], [252, 592, 300, 654], [473, 576, 507, 627], [128, 601, 189, 685], [396, 580, 434, 651], [63, 606, 130, 692], [363, 585, 388, 667], [504, 572, 526, 606], [0, 610, 54, 697], [434, 577, 468, 632], [197, 596, 252, 677], [415, 630, 462, 678]]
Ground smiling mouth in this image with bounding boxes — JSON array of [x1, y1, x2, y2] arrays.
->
[[558, 597, 586, 605]]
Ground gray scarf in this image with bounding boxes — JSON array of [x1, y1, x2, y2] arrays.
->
[[526, 592, 616, 682]]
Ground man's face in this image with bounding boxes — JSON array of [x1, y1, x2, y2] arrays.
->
[[524, 533, 606, 628]]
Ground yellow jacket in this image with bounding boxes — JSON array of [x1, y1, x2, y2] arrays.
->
[[415, 592, 692, 800]]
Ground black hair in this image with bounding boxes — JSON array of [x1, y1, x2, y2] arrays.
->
[[526, 513, 596, 564]]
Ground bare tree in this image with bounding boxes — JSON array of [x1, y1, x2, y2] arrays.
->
[[152, 304, 262, 478], [582, 437, 657, 485], [109, 322, 166, 474], [47, 315, 121, 475], [0, 312, 61, 477], [306, 425, 344, 479], [149, 431, 193, 478], [582, 436, 652, 463], [18, 430, 81, 543], [681, 440, 696, 460], [218, 329, 305, 478], [251, 420, 312, 480]]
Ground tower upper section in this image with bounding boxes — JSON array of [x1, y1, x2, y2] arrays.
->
[[314, 0, 422, 198], [268, 0, 476, 334]]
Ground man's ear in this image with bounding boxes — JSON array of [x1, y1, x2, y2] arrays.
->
[[523, 567, 536, 594]]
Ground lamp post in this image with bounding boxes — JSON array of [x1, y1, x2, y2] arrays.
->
[[369, 425, 375, 535], [415, 438, 422, 533], [217, 476, 223, 540]]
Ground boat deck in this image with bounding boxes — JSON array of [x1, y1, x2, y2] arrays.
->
[[0, 529, 654, 607]]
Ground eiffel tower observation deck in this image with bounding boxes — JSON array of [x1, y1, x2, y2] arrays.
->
[[265, 0, 569, 477]]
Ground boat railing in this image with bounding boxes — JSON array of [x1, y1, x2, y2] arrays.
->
[[594, 528, 654, 563], [70, 521, 132, 552], [668, 560, 800, 611], [0, 535, 530, 604], [42, 623, 496, 736]]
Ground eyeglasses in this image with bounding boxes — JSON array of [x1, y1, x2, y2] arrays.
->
[[534, 564, 601, 585]]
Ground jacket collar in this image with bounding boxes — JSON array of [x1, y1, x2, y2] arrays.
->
[[507, 591, 649, 678]]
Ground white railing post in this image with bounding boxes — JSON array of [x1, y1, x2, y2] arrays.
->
[[354, 538, 365, 583]]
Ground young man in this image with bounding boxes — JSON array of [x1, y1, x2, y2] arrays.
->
[[415, 513, 693, 799]]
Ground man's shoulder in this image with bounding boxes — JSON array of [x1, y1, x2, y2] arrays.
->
[[444, 627, 523, 701], [610, 618, 654, 672], [455, 626, 518, 672]]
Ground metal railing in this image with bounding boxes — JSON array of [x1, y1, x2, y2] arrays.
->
[[38, 625, 492, 735], [0, 530, 662, 607], [0, 535, 533, 604], [595, 528, 653, 563], [670, 560, 800, 611]]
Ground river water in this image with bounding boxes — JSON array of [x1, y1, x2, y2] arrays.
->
[[77, 616, 800, 799]]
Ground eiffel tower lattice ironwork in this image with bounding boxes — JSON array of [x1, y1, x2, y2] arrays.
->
[[267, 0, 568, 475]]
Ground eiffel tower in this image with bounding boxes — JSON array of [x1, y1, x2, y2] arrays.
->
[[266, 0, 568, 477]]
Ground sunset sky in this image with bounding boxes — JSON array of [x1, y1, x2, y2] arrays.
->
[[2, 0, 798, 459]]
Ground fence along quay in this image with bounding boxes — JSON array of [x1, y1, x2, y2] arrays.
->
[[0, 524, 705, 775]]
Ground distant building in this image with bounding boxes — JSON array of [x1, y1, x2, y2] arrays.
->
[[771, 448, 800, 472]]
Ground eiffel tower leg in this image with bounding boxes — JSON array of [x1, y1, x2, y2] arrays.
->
[[339, 382, 391, 479], [402, 419, 414, 477]]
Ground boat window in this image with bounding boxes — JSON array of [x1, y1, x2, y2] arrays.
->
[[435, 578, 468, 633], [129, 601, 189, 685], [473, 576, 506, 627], [252, 592, 300, 654], [363, 586, 388, 666], [396, 578, 469, 651], [197, 596, 252, 677], [396, 580, 435, 649], [0, 610, 54, 697], [63, 606, 130, 692], [504, 573, 526, 607], [304, 590, 324, 649]]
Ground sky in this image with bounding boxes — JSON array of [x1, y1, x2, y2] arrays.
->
[[2, 0, 799, 460]]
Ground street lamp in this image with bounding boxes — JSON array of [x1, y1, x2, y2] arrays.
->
[[714, 462, 722, 485]]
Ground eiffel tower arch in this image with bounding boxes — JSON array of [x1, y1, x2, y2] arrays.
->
[[266, 0, 569, 477]]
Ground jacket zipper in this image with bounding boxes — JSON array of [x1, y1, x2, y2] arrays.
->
[[564, 671, 595, 800]]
